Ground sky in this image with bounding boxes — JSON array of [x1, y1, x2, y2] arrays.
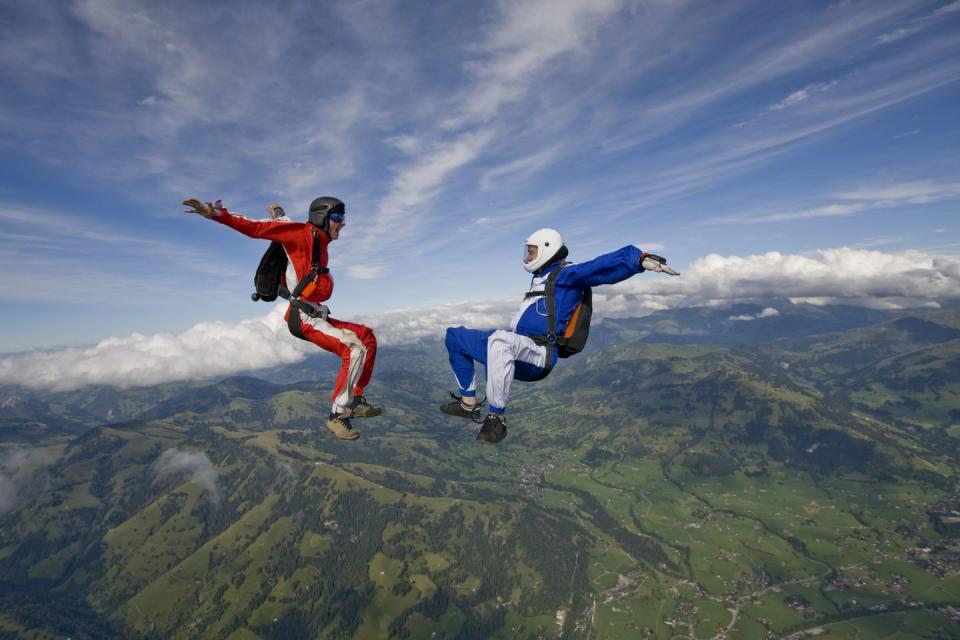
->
[[0, 0, 959, 388]]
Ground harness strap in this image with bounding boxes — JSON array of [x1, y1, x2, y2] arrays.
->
[[289, 228, 328, 299], [287, 304, 305, 340], [526, 265, 566, 382], [286, 228, 330, 341]]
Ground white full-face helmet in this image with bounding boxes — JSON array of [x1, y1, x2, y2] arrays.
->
[[523, 228, 564, 273]]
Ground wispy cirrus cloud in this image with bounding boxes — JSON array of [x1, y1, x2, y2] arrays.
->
[[440, 0, 623, 130], [0, 202, 241, 303], [714, 203, 866, 225], [707, 178, 960, 225], [836, 179, 960, 204], [769, 81, 838, 110], [876, 0, 960, 43], [363, 0, 626, 247], [346, 264, 385, 279], [570, 32, 960, 226], [373, 129, 495, 230]]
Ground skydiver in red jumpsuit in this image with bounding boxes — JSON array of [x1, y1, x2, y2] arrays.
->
[[183, 196, 379, 440]]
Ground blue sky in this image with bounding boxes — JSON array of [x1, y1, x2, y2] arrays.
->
[[1, 0, 959, 356]]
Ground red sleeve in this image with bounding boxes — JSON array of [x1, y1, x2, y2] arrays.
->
[[213, 208, 305, 242]]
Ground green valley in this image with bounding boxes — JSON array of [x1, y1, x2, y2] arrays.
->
[[1, 304, 959, 638]]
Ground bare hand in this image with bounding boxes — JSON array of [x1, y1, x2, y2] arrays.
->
[[266, 202, 286, 220], [182, 198, 221, 219]]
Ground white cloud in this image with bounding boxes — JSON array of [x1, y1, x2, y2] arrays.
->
[[373, 129, 495, 232], [756, 203, 865, 223], [363, 0, 625, 253], [836, 179, 960, 204], [2, 248, 958, 392], [711, 178, 960, 226], [934, 1, 960, 16], [729, 307, 780, 321], [877, 0, 960, 43], [385, 134, 423, 155], [357, 297, 518, 346], [152, 447, 219, 503], [346, 265, 385, 279], [0, 305, 310, 392], [0, 201, 243, 304], [892, 129, 921, 139], [618, 248, 960, 309], [712, 203, 865, 224], [442, 0, 624, 129], [769, 81, 838, 110], [479, 146, 562, 190], [0, 447, 50, 515], [877, 27, 921, 43]]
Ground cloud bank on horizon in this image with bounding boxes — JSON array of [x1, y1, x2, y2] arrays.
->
[[1, 247, 957, 392]]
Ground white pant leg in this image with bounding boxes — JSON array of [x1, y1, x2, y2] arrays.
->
[[485, 330, 547, 411], [301, 313, 366, 413]]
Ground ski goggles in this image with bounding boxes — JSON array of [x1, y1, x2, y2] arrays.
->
[[328, 212, 345, 223]]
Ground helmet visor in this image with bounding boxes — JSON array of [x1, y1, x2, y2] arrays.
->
[[328, 212, 345, 223], [523, 244, 538, 264]]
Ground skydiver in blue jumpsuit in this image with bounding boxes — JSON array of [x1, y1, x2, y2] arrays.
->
[[441, 228, 679, 443]]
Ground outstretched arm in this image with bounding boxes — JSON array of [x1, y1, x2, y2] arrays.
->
[[559, 245, 680, 288], [182, 198, 300, 241]]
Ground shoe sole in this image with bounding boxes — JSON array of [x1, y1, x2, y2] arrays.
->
[[476, 430, 506, 444], [352, 408, 382, 418], [441, 405, 480, 420]]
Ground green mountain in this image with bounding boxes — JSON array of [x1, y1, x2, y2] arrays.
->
[[0, 381, 200, 444], [2, 305, 959, 639], [588, 300, 898, 348]]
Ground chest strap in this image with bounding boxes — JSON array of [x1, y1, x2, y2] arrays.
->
[[289, 228, 329, 300], [525, 264, 569, 382]]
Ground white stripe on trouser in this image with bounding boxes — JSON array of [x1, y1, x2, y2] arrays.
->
[[486, 329, 547, 411], [453, 372, 477, 395], [301, 312, 366, 413]]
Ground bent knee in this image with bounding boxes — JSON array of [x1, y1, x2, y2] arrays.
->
[[357, 324, 376, 344], [445, 326, 464, 348], [487, 330, 513, 354]]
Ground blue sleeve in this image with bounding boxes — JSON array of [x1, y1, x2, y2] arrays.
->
[[557, 246, 643, 288]]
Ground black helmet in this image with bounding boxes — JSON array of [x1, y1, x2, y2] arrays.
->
[[308, 196, 345, 231]]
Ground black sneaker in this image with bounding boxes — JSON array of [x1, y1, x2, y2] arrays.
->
[[351, 395, 381, 418], [440, 393, 482, 421], [476, 414, 507, 444]]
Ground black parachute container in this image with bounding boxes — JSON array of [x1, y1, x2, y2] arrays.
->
[[251, 242, 290, 302]]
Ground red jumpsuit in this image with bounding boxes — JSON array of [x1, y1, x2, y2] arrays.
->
[[214, 208, 377, 413]]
